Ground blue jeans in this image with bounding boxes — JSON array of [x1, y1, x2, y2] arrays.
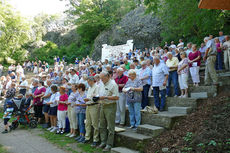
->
[[167, 71, 179, 96], [216, 52, 223, 70], [141, 84, 150, 109], [127, 102, 141, 127], [4, 98, 12, 111], [153, 87, 166, 110], [77, 113, 85, 134]]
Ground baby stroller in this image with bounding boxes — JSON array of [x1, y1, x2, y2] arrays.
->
[[10, 97, 37, 130]]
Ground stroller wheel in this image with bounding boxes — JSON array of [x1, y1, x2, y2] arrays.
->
[[11, 121, 19, 130], [29, 120, 37, 128]]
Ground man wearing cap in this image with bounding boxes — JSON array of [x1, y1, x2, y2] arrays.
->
[[115, 68, 128, 126], [98, 71, 119, 152], [83, 76, 100, 147]]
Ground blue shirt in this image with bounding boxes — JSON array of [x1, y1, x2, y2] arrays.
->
[[138, 67, 152, 85], [43, 86, 52, 104], [152, 62, 169, 87], [75, 93, 87, 114]]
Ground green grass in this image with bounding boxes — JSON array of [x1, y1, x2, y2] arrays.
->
[[0, 144, 9, 153], [39, 130, 103, 153]]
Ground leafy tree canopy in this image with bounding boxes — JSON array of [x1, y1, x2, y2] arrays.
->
[[144, 0, 230, 45]]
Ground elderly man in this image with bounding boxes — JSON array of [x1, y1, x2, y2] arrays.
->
[[82, 76, 100, 147], [223, 35, 230, 70], [203, 36, 218, 85], [115, 68, 128, 126], [68, 69, 79, 84], [98, 71, 119, 152], [152, 56, 169, 111], [166, 52, 179, 97], [138, 61, 152, 109], [18, 76, 28, 95]]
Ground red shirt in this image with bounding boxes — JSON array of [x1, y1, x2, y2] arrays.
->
[[115, 75, 128, 92], [188, 51, 201, 67], [58, 93, 68, 111], [33, 87, 46, 106]]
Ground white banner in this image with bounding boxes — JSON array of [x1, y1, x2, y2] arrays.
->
[[101, 40, 133, 62]]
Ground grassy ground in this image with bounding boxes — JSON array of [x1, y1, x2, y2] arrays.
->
[[0, 144, 9, 153], [38, 126, 103, 153]]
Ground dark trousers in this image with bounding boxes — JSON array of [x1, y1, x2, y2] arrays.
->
[[141, 84, 150, 109], [167, 71, 179, 96], [216, 52, 223, 70], [19, 89, 27, 95], [153, 87, 166, 111]]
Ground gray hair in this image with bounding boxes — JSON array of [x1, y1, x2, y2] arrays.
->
[[117, 68, 124, 72], [180, 51, 187, 57], [166, 52, 173, 56], [128, 69, 136, 75], [141, 61, 147, 65], [204, 37, 209, 42], [100, 71, 110, 77], [153, 55, 160, 60]]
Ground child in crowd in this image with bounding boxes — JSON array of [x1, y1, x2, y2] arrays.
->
[[57, 86, 68, 134], [2, 101, 14, 134]]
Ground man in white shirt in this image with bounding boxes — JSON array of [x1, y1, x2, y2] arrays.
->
[[152, 56, 169, 111], [223, 35, 230, 70], [68, 69, 79, 84], [177, 39, 184, 48], [170, 41, 177, 49]]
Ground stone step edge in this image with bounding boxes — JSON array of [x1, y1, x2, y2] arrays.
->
[[111, 147, 140, 153]]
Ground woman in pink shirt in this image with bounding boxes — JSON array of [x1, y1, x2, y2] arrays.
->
[[215, 37, 223, 70], [57, 86, 68, 134], [33, 80, 46, 123], [188, 44, 201, 86]]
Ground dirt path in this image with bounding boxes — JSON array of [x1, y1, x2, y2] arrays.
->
[[0, 123, 68, 153]]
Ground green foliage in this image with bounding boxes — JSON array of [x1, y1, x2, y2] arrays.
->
[[144, 0, 230, 45], [70, 0, 136, 44], [0, 0, 31, 64], [30, 41, 92, 64], [208, 140, 217, 146], [183, 132, 193, 142]]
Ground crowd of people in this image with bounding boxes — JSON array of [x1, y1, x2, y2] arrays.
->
[[1, 31, 230, 152]]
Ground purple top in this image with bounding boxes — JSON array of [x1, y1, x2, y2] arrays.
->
[[178, 58, 189, 74], [33, 87, 46, 106], [216, 43, 222, 53], [188, 51, 201, 67]]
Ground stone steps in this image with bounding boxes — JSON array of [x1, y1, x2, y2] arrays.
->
[[111, 147, 140, 153], [114, 129, 152, 151], [140, 111, 186, 129], [168, 106, 192, 115], [190, 92, 208, 99], [149, 97, 198, 109], [137, 124, 164, 136], [189, 86, 217, 97]]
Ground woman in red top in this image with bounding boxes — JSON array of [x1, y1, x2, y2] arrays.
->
[[57, 86, 68, 134], [215, 37, 223, 70], [188, 44, 201, 86], [89, 67, 96, 76], [33, 80, 46, 123]]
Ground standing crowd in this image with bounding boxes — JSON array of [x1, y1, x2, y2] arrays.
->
[[1, 31, 230, 152]]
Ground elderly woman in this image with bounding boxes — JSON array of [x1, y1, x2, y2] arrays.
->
[[66, 84, 78, 138], [123, 69, 143, 129], [188, 44, 201, 86], [33, 80, 46, 123], [177, 52, 189, 98]]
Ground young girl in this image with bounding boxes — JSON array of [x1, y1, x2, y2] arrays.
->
[[46, 85, 60, 133], [75, 83, 87, 143], [57, 86, 68, 134]]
